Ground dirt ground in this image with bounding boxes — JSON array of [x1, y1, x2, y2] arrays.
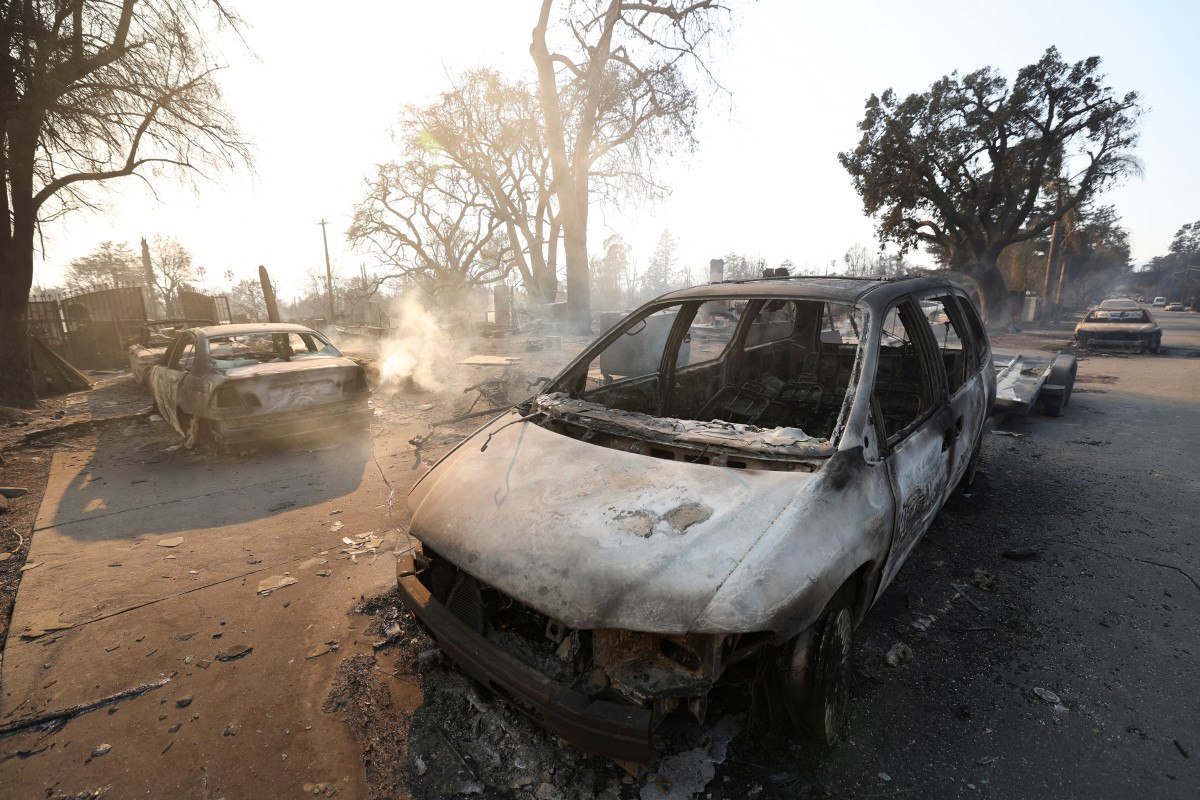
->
[[1, 315, 1197, 799]]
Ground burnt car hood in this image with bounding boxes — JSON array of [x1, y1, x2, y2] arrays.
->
[[407, 410, 855, 635]]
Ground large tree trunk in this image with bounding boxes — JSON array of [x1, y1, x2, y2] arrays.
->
[[0, 123, 40, 408], [560, 194, 590, 333], [959, 252, 1014, 330]]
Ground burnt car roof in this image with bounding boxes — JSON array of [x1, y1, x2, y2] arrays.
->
[[655, 275, 966, 311], [190, 322, 323, 339]]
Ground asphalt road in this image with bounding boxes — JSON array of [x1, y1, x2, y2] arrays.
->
[[746, 309, 1200, 799]]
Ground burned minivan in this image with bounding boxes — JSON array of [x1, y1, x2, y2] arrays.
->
[[398, 276, 996, 762]]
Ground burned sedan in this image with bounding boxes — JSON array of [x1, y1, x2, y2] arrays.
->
[[1074, 307, 1161, 352], [147, 323, 370, 450], [398, 276, 996, 762]]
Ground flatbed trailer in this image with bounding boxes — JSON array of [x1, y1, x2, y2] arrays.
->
[[992, 351, 1078, 417]]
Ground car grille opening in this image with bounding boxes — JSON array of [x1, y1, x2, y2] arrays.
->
[[446, 573, 484, 634]]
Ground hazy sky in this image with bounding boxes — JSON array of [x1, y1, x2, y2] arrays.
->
[[31, 0, 1200, 299]]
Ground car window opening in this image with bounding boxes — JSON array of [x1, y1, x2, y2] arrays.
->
[[539, 298, 870, 465], [208, 331, 341, 373], [873, 302, 938, 441]]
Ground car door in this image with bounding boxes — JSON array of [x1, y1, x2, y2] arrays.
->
[[151, 333, 196, 435], [919, 292, 989, 493], [873, 298, 953, 593]]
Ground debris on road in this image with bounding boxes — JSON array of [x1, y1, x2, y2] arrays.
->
[[1002, 545, 1041, 560], [224, 723, 240, 736], [257, 574, 298, 595], [991, 430, 1024, 437], [970, 568, 997, 592], [91, 743, 112, 758], [885, 642, 913, 667], [330, 521, 344, 533], [215, 644, 253, 662], [20, 610, 74, 639], [1033, 687, 1061, 704], [951, 583, 989, 612], [0, 486, 30, 498], [307, 641, 339, 660], [157, 537, 184, 548], [372, 621, 403, 650], [175, 696, 192, 708]]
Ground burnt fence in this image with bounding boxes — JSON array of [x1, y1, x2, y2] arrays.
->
[[27, 285, 231, 370]]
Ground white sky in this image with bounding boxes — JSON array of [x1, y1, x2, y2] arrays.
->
[[31, 0, 1200, 300]]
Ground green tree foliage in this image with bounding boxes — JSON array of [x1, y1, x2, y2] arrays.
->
[[1, 0, 250, 406], [1058, 205, 1133, 308], [64, 241, 141, 292], [838, 47, 1141, 324], [1142, 220, 1200, 306]]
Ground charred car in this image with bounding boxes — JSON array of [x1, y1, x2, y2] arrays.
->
[[1074, 307, 1161, 352], [147, 323, 370, 450], [398, 276, 1001, 762]]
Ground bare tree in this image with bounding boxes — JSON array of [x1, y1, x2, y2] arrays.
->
[[64, 240, 142, 292], [148, 234, 199, 313], [228, 278, 265, 322], [1, 0, 251, 406], [348, 155, 514, 307], [410, 70, 562, 305], [531, 0, 730, 332]]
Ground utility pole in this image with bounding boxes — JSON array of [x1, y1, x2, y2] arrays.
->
[[318, 219, 335, 323]]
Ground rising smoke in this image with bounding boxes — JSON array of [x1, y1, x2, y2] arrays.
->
[[375, 293, 474, 393]]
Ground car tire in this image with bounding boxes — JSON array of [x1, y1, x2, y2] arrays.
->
[[773, 597, 854, 748], [181, 413, 218, 452], [1040, 357, 1076, 417]]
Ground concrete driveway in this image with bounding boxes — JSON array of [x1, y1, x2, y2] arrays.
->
[[0, 421, 418, 798]]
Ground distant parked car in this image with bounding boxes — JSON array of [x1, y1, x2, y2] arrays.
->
[[1152, 297, 1167, 307], [1075, 308, 1161, 353], [146, 323, 370, 450], [1164, 302, 1184, 312]]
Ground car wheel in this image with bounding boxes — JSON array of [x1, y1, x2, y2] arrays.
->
[[181, 413, 218, 452], [774, 597, 854, 748]]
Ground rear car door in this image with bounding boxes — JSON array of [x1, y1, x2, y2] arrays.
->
[[872, 298, 953, 592], [919, 293, 989, 493], [151, 334, 197, 434]]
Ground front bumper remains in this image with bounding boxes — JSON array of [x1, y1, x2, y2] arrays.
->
[[395, 553, 654, 763]]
